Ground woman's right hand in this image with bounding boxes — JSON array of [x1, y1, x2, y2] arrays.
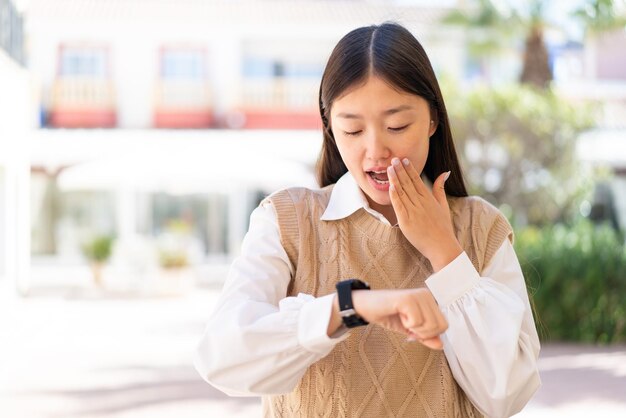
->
[[330, 288, 448, 350]]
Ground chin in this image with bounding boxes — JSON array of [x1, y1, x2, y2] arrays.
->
[[364, 188, 392, 207]]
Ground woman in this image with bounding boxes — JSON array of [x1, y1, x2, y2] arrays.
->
[[195, 22, 540, 418]]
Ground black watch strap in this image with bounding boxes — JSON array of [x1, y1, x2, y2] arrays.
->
[[336, 279, 370, 328]]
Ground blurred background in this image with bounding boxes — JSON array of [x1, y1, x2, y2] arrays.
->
[[1, 0, 625, 417]]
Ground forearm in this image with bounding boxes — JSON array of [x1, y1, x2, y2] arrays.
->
[[426, 245, 541, 417], [327, 293, 344, 336], [327, 288, 446, 352], [196, 293, 347, 395], [326, 289, 388, 336], [439, 280, 540, 417]]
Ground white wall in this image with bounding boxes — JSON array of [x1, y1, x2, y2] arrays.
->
[[0, 49, 35, 294]]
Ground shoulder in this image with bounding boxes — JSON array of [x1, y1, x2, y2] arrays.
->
[[449, 195, 515, 270], [262, 184, 335, 210], [448, 195, 513, 239], [259, 185, 334, 268], [448, 195, 505, 221]]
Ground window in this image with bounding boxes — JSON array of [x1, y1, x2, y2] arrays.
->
[[243, 56, 322, 79], [160, 48, 206, 80], [144, 192, 228, 257], [59, 46, 108, 78], [30, 170, 116, 258]]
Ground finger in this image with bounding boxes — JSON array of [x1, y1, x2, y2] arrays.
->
[[399, 298, 424, 331], [388, 164, 413, 207], [389, 182, 409, 219], [422, 291, 448, 334], [425, 300, 448, 336], [388, 167, 414, 210], [410, 292, 446, 338], [389, 158, 420, 204], [406, 331, 419, 342], [406, 333, 443, 350], [420, 336, 444, 350], [431, 170, 452, 213], [400, 158, 430, 197], [411, 304, 440, 339], [379, 315, 410, 336]]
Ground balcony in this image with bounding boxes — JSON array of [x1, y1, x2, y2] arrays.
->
[[49, 78, 116, 128], [153, 80, 213, 128], [234, 77, 321, 129]]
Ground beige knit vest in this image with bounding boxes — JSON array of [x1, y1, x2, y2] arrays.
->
[[262, 185, 513, 418]]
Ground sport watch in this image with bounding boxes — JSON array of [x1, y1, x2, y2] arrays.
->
[[335, 279, 371, 328]]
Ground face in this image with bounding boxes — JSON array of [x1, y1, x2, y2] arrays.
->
[[329, 75, 437, 215]]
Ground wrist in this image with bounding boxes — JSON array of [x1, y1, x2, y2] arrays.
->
[[351, 289, 368, 317], [336, 279, 370, 328], [429, 242, 463, 273], [328, 283, 371, 337], [354, 289, 399, 320], [327, 294, 345, 337]]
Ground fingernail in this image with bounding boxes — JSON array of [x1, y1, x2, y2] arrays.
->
[[402, 158, 410, 166], [444, 171, 451, 182], [406, 336, 416, 342], [392, 158, 400, 166]]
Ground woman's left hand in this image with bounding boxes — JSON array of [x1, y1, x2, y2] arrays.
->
[[387, 157, 463, 272]]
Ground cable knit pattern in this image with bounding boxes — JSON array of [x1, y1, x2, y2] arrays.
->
[[264, 186, 513, 417]]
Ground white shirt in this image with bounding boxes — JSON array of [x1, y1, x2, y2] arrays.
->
[[194, 172, 541, 418]]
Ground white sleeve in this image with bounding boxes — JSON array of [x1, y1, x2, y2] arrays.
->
[[425, 240, 541, 418], [193, 201, 349, 397]]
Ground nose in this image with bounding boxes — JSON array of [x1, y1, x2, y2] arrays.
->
[[365, 131, 391, 164]]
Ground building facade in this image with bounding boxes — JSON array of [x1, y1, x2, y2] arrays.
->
[[0, 0, 32, 294], [20, 0, 626, 289], [27, 1, 462, 130], [24, 0, 466, 290]]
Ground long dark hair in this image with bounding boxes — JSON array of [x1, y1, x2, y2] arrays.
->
[[316, 22, 468, 197]]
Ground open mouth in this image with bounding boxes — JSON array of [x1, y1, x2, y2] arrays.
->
[[366, 170, 389, 185]]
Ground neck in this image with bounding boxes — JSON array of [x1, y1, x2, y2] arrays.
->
[[368, 199, 397, 226]]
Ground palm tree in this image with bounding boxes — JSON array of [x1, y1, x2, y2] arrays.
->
[[444, 0, 626, 89], [518, 1, 551, 89]]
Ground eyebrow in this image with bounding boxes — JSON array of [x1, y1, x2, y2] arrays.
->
[[336, 104, 414, 119]]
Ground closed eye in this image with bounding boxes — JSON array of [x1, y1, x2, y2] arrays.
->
[[388, 125, 409, 132], [343, 130, 362, 136]]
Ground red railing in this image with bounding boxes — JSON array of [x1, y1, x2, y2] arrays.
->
[[49, 78, 116, 128]]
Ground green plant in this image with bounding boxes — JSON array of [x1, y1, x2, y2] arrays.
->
[[515, 219, 626, 343], [445, 83, 597, 226], [158, 250, 189, 269], [81, 235, 114, 287], [81, 235, 114, 263], [156, 218, 193, 270]]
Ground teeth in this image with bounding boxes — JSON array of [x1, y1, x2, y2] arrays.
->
[[367, 171, 389, 185], [368, 172, 389, 185]]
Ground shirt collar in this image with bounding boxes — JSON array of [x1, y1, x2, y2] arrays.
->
[[321, 171, 392, 225]]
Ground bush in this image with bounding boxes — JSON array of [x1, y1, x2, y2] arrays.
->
[[81, 235, 114, 264], [158, 250, 189, 269], [515, 219, 626, 343], [444, 82, 597, 226]]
